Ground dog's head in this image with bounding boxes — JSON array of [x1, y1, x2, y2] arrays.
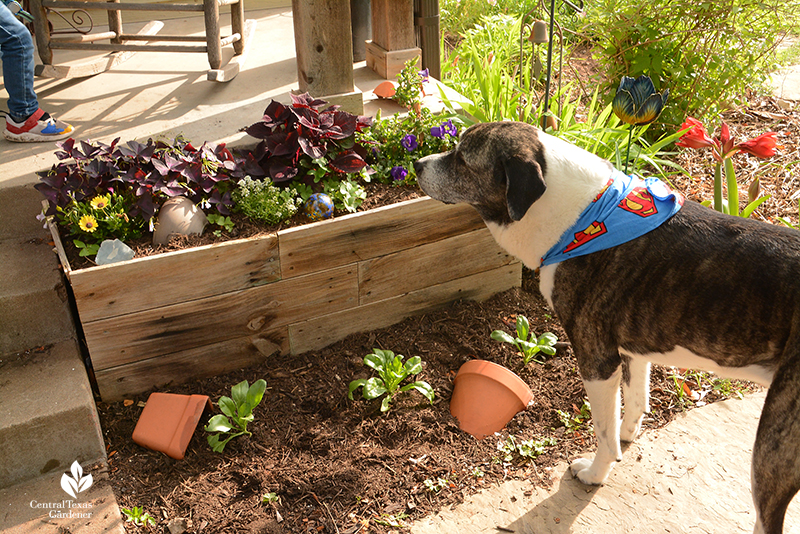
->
[[414, 122, 548, 225]]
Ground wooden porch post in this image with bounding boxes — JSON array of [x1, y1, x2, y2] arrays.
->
[[291, 0, 364, 114], [366, 0, 421, 79]]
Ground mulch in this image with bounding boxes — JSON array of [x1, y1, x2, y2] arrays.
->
[[92, 96, 798, 534]]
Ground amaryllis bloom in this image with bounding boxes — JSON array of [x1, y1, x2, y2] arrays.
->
[[612, 75, 669, 126], [401, 134, 418, 152], [677, 116, 778, 162], [390, 166, 408, 181]]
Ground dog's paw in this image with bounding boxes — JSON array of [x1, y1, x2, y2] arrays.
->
[[570, 457, 608, 486]]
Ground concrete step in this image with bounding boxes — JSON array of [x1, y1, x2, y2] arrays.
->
[[0, 461, 124, 534], [0, 339, 106, 489], [0, 185, 74, 356]]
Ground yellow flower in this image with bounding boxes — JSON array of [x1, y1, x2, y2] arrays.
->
[[90, 194, 110, 210], [79, 215, 98, 233]]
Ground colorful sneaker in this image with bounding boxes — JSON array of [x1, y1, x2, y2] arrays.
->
[[3, 108, 74, 142]]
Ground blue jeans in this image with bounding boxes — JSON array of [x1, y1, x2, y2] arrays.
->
[[0, 3, 38, 122]]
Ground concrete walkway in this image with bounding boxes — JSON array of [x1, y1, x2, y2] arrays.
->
[[412, 392, 800, 534]]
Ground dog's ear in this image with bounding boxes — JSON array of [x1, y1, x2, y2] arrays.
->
[[503, 155, 546, 221]]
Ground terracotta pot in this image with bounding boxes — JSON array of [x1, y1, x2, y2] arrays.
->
[[450, 360, 533, 440], [132, 393, 212, 459]]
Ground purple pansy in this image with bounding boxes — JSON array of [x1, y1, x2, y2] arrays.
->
[[402, 134, 418, 152], [390, 166, 408, 181], [442, 120, 458, 137], [431, 125, 444, 138]]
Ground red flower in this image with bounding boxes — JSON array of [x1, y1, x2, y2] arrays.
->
[[676, 117, 716, 151], [736, 131, 778, 159], [677, 116, 778, 161]]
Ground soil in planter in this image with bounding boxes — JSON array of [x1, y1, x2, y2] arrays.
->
[[97, 270, 758, 534]]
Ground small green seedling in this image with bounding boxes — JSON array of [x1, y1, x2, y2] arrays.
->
[[491, 315, 558, 365], [262, 492, 281, 505], [205, 378, 267, 452], [496, 435, 557, 464], [557, 399, 592, 433], [423, 477, 450, 493], [207, 213, 235, 235], [121, 506, 156, 526], [348, 348, 435, 412]]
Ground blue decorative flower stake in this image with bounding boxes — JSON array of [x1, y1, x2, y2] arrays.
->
[[612, 75, 669, 174]]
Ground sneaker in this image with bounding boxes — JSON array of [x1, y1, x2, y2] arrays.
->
[[3, 108, 74, 142]]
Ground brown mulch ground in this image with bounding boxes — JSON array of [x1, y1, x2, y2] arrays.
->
[[93, 92, 800, 534]]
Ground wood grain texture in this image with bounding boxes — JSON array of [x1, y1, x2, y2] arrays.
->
[[279, 197, 485, 279], [288, 264, 522, 355], [69, 234, 280, 322], [358, 228, 518, 305], [84, 265, 357, 370], [95, 331, 288, 401]]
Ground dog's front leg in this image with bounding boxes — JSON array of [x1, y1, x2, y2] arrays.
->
[[570, 364, 623, 485]]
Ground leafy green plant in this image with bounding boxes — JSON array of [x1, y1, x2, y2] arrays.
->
[[231, 176, 302, 225], [54, 192, 145, 258], [491, 315, 557, 365], [496, 434, 557, 464], [358, 107, 460, 184], [207, 213, 234, 235], [676, 117, 776, 217], [347, 349, 435, 412], [262, 492, 281, 505], [121, 506, 156, 526], [578, 0, 791, 127], [556, 399, 592, 433], [322, 177, 366, 213], [205, 379, 267, 452]]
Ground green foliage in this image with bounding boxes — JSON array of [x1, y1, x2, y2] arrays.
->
[[393, 58, 427, 109], [205, 379, 267, 453], [491, 315, 557, 365], [231, 177, 302, 225], [358, 107, 460, 184], [578, 0, 797, 126], [56, 192, 145, 257], [556, 399, 592, 433], [261, 492, 281, 505], [554, 87, 688, 177], [496, 434, 557, 464], [347, 348, 435, 413], [121, 506, 156, 526], [322, 177, 366, 213], [207, 213, 234, 235]]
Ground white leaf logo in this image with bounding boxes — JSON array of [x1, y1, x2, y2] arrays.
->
[[60, 461, 93, 498]]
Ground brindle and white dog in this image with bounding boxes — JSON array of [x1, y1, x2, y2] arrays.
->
[[414, 121, 800, 534]]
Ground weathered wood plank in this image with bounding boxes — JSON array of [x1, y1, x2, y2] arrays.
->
[[279, 197, 485, 279], [288, 264, 522, 355], [84, 264, 358, 370], [69, 233, 280, 322], [359, 228, 517, 305], [95, 330, 289, 401]]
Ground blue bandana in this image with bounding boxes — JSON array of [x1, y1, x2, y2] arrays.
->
[[540, 171, 684, 267]]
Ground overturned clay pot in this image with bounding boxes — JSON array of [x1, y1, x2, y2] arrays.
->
[[450, 360, 534, 440]]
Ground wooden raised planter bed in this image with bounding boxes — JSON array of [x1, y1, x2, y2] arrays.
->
[[48, 197, 521, 402]]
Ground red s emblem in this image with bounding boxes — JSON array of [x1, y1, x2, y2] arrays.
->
[[619, 187, 657, 217], [563, 221, 607, 254]]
